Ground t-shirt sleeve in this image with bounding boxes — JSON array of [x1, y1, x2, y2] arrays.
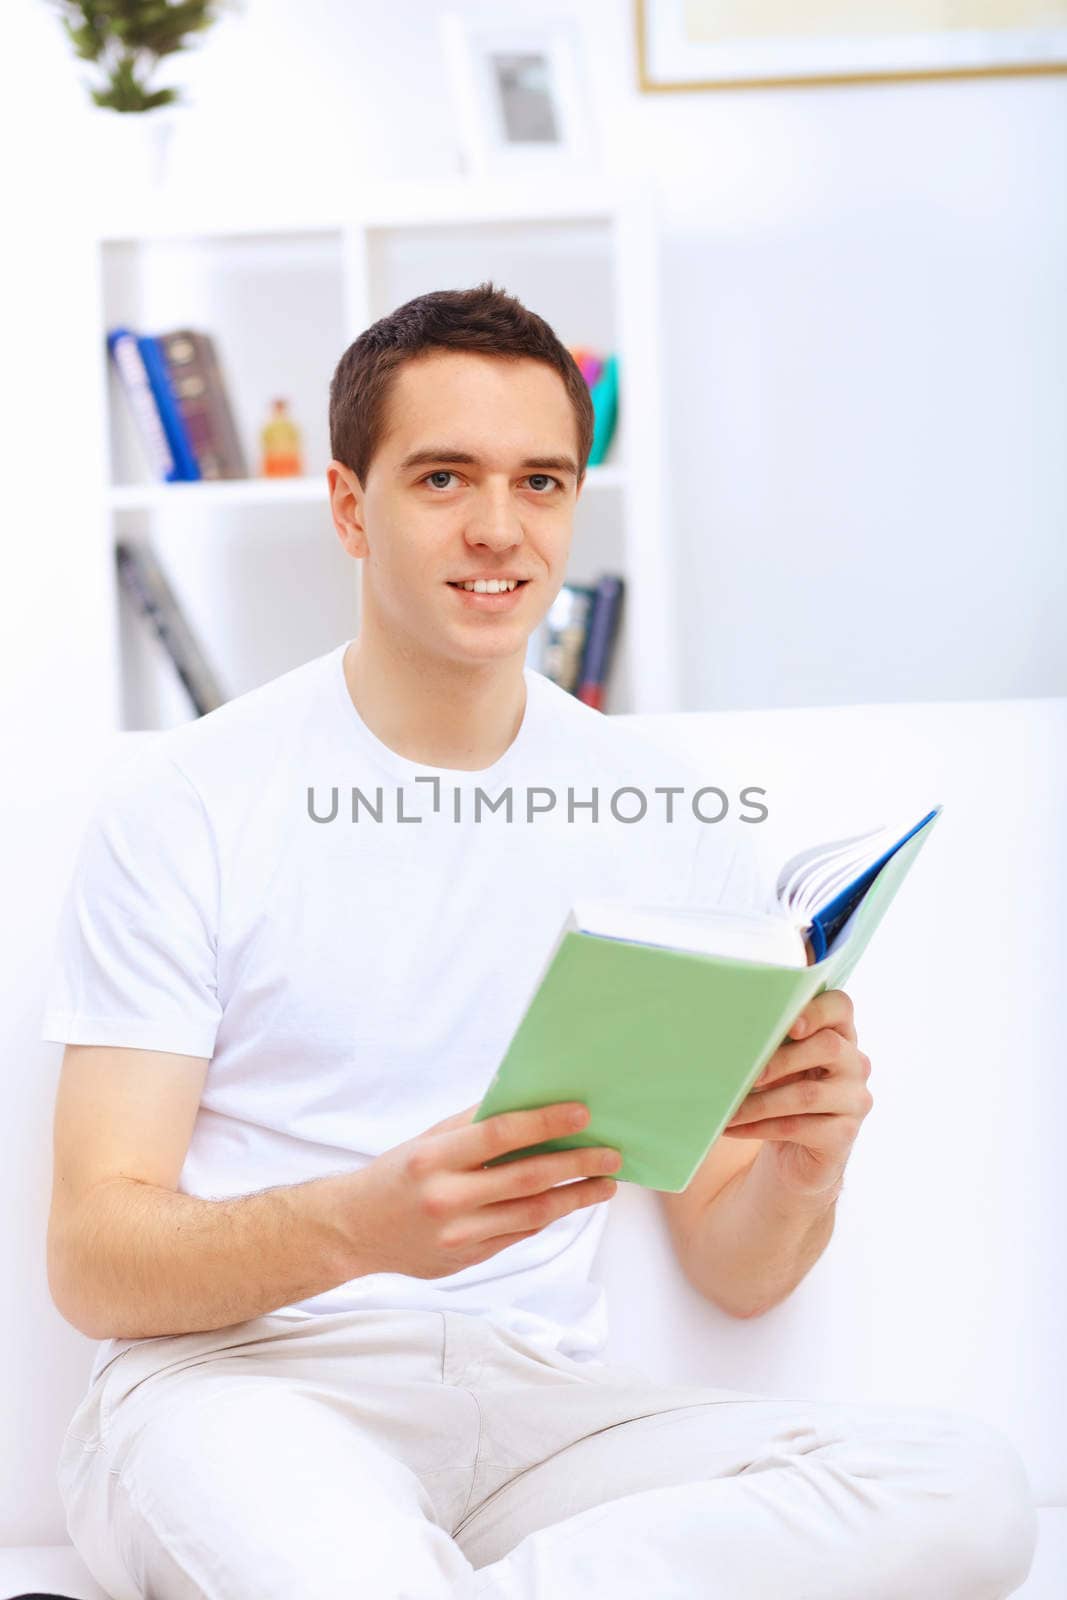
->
[[41, 747, 223, 1059]]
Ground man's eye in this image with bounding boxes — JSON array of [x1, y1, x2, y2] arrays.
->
[[424, 471, 458, 489], [527, 474, 562, 493]]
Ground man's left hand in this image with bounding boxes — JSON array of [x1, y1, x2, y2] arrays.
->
[[721, 989, 873, 1198]]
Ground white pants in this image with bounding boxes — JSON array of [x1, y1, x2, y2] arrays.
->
[[58, 1306, 1038, 1600]]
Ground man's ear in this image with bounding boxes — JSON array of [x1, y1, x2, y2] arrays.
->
[[327, 460, 369, 559]]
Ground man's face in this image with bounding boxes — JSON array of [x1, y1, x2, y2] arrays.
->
[[330, 349, 582, 668]]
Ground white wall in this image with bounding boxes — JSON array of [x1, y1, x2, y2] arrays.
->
[[643, 79, 1067, 709]]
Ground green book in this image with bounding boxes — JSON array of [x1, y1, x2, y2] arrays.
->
[[473, 806, 942, 1192]]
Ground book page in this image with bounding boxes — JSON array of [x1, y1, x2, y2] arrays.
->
[[572, 900, 808, 968]]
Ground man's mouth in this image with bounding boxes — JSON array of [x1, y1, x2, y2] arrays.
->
[[447, 578, 530, 594]]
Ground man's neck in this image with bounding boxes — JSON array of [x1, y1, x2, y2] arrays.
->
[[342, 626, 528, 772]]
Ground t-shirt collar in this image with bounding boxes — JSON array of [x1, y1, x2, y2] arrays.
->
[[330, 640, 539, 787]]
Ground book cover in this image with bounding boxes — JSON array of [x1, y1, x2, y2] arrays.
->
[[106, 328, 178, 483], [576, 575, 625, 710], [473, 808, 941, 1192], [115, 541, 226, 717], [160, 329, 248, 480], [136, 336, 202, 482], [542, 583, 595, 694]]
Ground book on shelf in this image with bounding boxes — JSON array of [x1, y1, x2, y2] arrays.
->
[[536, 574, 625, 709], [473, 805, 942, 1192], [134, 334, 202, 481], [107, 325, 248, 483], [541, 582, 595, 694], [575, 575, 624, 710], [115, 541, 227, 718], [106, 330, 179, 483], [159, 329, 249, 480]]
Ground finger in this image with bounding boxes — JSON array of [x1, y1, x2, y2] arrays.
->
[[452, 1102, 590, 1170], [477, 1143, 622, 1205], [788, 988, 856, 1045], [756, 1026, 851, 1089], [471, 1175, 616, 1244], [728, 1072, 831, 1128], [729, 1084, 861, 1131], [722, 1112, 841, 1140]]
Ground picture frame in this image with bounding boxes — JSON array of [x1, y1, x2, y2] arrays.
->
[[636, 0, 1067, 92], [439, 13, 599, 179]]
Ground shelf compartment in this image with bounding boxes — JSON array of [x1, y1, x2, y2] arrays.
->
[[102, 229, 346, 488]]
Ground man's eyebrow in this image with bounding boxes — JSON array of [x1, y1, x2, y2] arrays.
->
[[397, 447, 579, 480]]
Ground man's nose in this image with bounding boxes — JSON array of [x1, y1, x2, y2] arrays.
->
[[464, 485, 523, 551]]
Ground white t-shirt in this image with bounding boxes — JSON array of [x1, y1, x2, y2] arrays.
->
[[43, 641, 776, 1385]]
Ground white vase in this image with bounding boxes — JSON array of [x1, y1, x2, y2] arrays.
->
[[89, 107, 179, 208]]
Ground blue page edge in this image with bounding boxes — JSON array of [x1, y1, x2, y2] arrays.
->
[[808, 805, 942, 961]]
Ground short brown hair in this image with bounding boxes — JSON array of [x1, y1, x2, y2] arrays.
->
[[328, 280, 595, 489]]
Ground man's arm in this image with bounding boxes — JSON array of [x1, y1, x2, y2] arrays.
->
[[53, 1168, 370, 1342], [48, 1043, 366, 1341], [666, 1146, 840, 1320], [661, 985, 867, 1319], [49, 1047, 629, 1343]]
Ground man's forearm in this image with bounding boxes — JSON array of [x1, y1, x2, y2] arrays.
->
[[49, 1169, 372, 1342], [680, 1145, 841, 1319]]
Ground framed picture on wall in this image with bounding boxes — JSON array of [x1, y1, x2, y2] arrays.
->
[[636, 0, 1067, 91], [439, 13, 599, 178]]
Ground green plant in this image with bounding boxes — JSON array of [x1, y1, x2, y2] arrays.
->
[[49, 0, 224, 113]]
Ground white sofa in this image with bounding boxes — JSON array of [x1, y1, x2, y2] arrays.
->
[[3, 698, 1064, 1598]]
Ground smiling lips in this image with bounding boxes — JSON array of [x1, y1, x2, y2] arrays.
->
[[447, 577, 529, 609], [448, 577, 529, 594]]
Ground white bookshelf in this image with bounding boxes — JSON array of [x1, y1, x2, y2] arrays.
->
[[93, 178, 680, 730]]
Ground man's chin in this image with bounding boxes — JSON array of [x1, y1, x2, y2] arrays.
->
[[440, 622, 533, 668]]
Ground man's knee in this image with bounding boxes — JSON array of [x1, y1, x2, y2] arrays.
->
[[934, 1411, 1039, 1597]]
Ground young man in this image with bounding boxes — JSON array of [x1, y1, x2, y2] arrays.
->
[[44, 284, 1036, 1600]]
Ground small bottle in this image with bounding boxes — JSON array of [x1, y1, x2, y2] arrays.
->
[[260, 398, 303, 477]]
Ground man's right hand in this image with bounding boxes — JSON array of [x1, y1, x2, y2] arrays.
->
[[351, 1102, 623, 1280]]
